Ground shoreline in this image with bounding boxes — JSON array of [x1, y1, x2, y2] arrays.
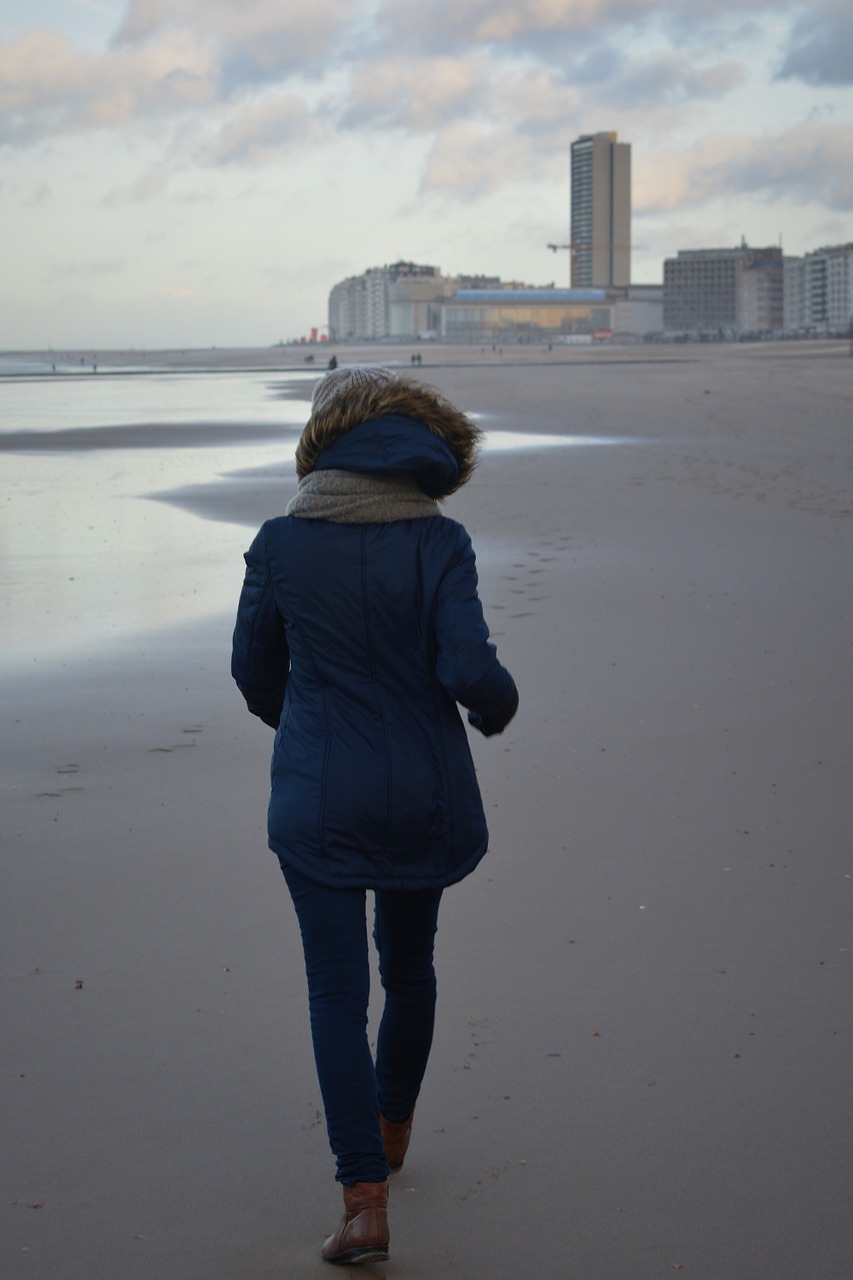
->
[[1, 336, 849, 378]]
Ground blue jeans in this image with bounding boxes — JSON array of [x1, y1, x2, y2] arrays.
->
[[282, 865, 443, 1185]]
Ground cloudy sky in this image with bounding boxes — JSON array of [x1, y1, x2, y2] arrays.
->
[[2, 0, 852, 348]]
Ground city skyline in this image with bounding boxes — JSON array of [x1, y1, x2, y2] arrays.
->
[[2, 1, 852, 348]]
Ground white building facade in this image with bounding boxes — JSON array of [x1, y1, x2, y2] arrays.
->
[[804, 244, 853, 332], [328, 262, 447, 342], [780, 244, 853, 334]]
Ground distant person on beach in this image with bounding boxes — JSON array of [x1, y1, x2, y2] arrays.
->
[[231, 365, 518, 1265]]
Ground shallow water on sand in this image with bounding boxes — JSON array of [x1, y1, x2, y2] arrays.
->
[[0, 367, 317, 431], [0, 369, 620, 669]]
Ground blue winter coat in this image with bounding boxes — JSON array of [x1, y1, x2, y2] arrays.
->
[[231, 414, 518, 890]]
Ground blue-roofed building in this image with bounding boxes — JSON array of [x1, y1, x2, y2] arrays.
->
[[328, 264, 662, 342], [441, 287, 612, 341], [452, 289, 608, 303]]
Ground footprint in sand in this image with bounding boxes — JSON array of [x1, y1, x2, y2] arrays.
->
[[36, 764, 83, 798], [149, 725, 203, 753]]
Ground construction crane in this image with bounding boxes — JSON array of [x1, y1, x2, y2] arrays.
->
[[546, 240, 649, 287], [546, 241, 649, 255]]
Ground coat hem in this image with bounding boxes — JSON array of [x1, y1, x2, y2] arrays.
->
[[268, 835, 488, 892]]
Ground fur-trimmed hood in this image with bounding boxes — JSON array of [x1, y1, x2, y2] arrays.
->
[[295, 378, 481, 499]]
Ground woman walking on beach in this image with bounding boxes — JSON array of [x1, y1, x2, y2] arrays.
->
[[231, 366, 518, 1265]]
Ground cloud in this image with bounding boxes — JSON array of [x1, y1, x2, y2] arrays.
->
[[687, 61, 746, 97], [342, 43, 744, 199], [46, 257, 127, 282], [588, 49, 745, 108], [1, 0, 848, 233], [374, 0, 797, 61], [375, 0, 652, 58], [104, 165, 176, 203], [344, 57, 490, 131], [199, 94, 324, 166], [341, 57, 583, 191], [421, 124, 548, 199], [0, 4, 359, 146], [718, 119, 853, 210], [499, 69, 582, 137], [113, 0, 359, 80], [0, 1, 802, 157], [99, 92, 325, 200], [343, 44, 743, 159], [30, 182, 52, 206], [73, 0, 118, 13], [0, 27, 217, 143], [777, 2, 853, 86], [636, 119, 853, 215]]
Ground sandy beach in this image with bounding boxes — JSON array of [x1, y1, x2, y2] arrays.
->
[[2, 341, 852, 1279]]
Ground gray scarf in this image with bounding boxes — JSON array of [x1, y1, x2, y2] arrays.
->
[[286, 469, 440, 523]]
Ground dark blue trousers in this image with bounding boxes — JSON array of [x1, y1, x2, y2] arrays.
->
[[282, 865, 443, 1185]]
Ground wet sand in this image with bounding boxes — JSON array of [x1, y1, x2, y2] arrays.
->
[[2, 342, 852, 1278]]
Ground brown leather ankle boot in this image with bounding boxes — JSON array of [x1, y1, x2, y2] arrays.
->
[[380, 1108, 414, 1172], [321, 1181, 389, 1265]]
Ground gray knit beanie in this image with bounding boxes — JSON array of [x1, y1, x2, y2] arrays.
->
[[310, 364, 398, 415]]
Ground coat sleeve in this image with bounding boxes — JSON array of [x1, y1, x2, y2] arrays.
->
[[231, 524, 290, 728], [433, 529, 518, 737]]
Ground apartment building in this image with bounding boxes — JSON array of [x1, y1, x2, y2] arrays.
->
[[570, 131, 632, 288], [663, 245, 783, 334]]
